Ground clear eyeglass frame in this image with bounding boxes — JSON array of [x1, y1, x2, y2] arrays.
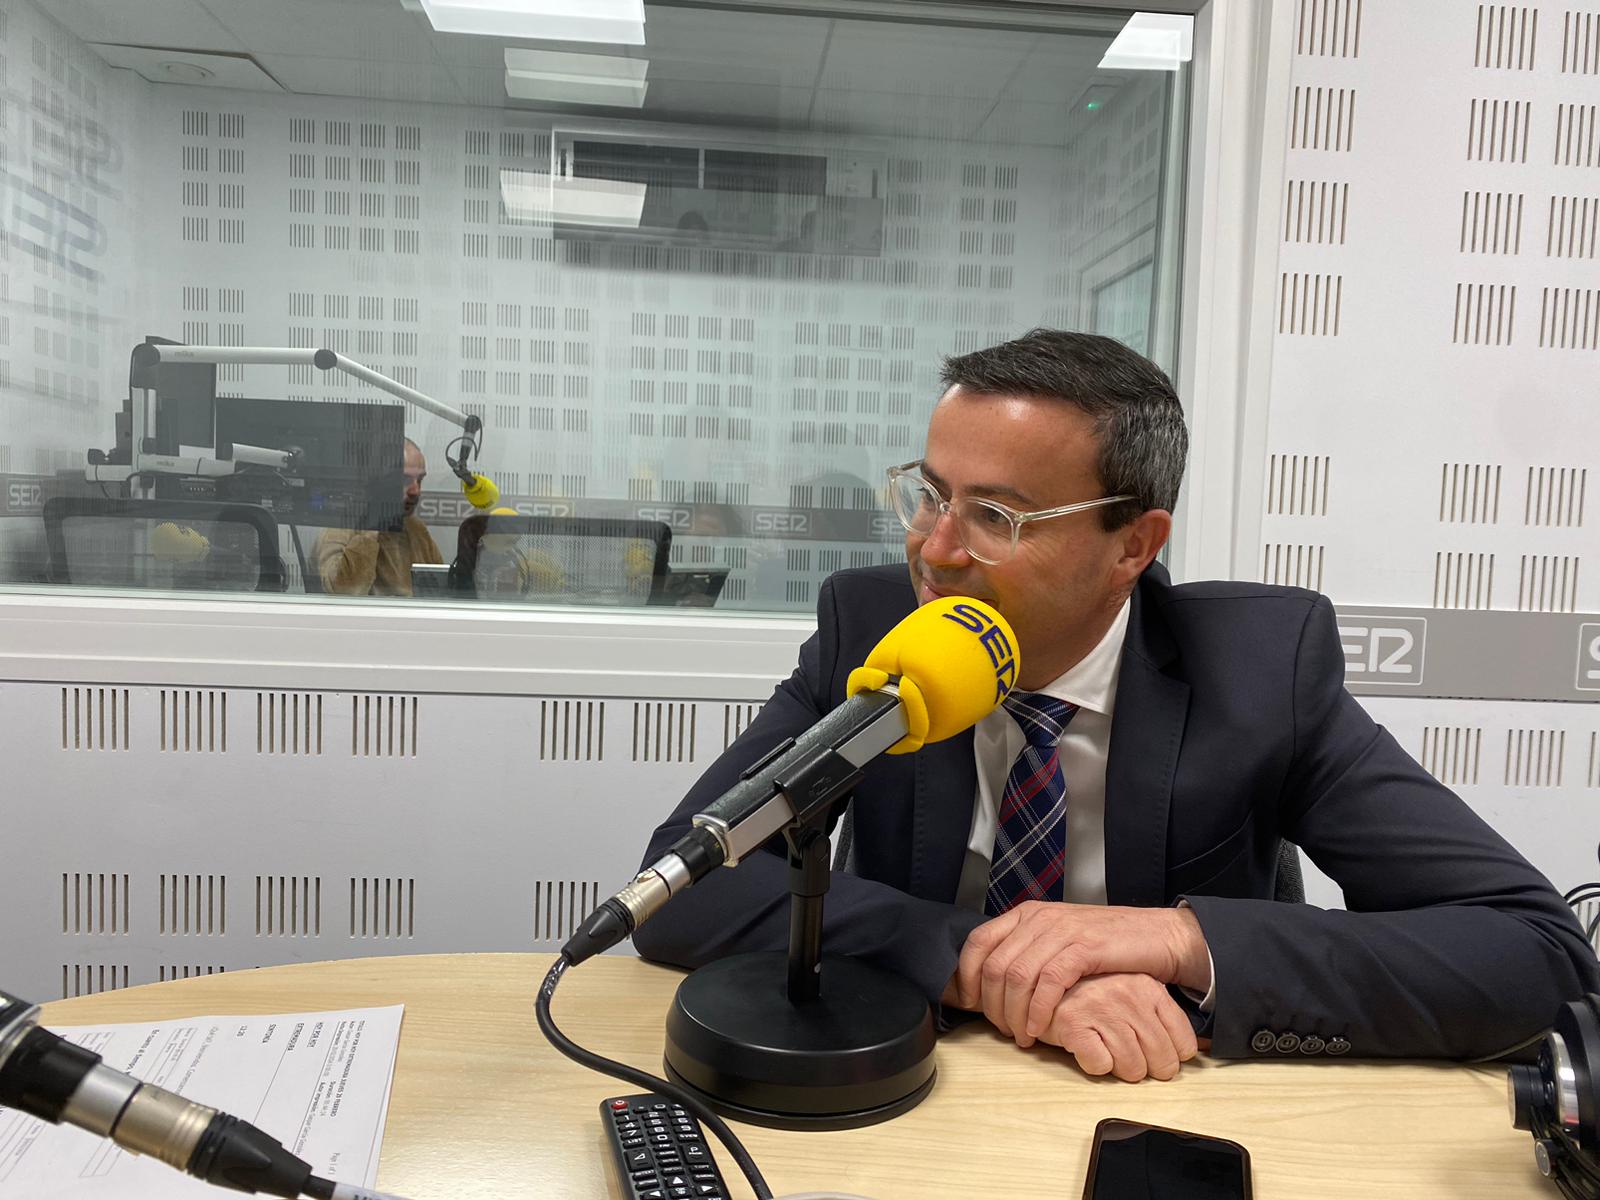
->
[[884, 460, 1136, 565]]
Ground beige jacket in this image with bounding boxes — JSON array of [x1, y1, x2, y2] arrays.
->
[[314, 517, 442, 596]]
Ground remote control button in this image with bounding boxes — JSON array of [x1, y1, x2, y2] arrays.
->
[[696, 1188, 723, 1198], [611, 1099, 629, 1110], [625, 1149, 652, 1169], [640, 1190, 665, 1200], [682, 1144, 710, 1164], [670, 1188, 693, 1199], [621, 1136, 646, 1149]]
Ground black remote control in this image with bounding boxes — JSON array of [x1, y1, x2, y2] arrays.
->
[[601, 1093, 732, 1200]]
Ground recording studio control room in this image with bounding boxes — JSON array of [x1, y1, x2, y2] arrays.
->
[[2, 1, 1599, 1199]]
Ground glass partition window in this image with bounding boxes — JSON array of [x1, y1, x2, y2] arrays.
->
[[0, 0, 1189, 612]]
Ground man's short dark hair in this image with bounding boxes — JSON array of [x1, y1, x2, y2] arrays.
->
[[939, 329, 1188, 530]]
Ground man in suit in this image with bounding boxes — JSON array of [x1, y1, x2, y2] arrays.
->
[[633, 329, 1598, 1082]]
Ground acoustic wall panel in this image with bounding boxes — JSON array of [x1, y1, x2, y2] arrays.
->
[[0, 669, 805, 999], [1268, 0, 1600, 612], [1269, 1, 1600, 910]]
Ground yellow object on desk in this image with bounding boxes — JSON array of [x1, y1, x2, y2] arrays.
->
[[41, 953, 1550, 1200]]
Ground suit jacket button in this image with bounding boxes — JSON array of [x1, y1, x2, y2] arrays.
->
[[1275, 1032, 1301, 1053], [1250, 1029, 1276, 1053], [1326, 1036, 1351, 1055], [1299, 1035, 1326, 1055]]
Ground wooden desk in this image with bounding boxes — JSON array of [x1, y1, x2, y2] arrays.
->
[[41, 953, 1552, 1200]]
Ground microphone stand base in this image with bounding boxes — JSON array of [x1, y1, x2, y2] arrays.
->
[[663, 952, 936, 1131]]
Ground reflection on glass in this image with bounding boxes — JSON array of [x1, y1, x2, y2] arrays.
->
[[0, 0, 1189, 612]]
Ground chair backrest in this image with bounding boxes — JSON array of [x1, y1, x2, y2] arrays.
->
[[43, 497, 286, 593], [451, 515, 671, 606]]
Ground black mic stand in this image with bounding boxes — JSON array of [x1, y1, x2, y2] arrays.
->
[[662, 806, 938, 1130]]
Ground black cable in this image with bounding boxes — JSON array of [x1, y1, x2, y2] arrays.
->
[[1529, 1109, 1600, 1198], [443, 433, 476, 483], [534, 957, 773, 1200]]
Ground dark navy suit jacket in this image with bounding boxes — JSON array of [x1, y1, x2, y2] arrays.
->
[[634, 563, 1599, 1058]]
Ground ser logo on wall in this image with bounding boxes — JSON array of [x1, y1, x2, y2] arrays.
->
[[1578, 625, 1600, 693], [2, 480, 45, 516], [1338, 616, 1427, 686]]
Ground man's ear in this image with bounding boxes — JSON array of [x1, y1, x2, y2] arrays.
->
[[1111, 509, 1172, 597]]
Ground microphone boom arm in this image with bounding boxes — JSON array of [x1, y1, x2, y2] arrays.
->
[[93, 344, 485, 495]]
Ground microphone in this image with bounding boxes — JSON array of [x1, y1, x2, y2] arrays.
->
[[458, 471, 499, 509], [150, 521, 211, 562], [0, 989, 407, 1199], [562, 596, 1020, 965], [445, 420, 499, 509]]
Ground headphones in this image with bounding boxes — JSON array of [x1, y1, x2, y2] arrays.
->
[[1510, 994, 1600, 1198]]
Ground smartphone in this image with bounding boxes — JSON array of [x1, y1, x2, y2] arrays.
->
[[1082, 1117, 1252, 1200]]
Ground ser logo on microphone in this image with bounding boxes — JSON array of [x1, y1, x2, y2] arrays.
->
[[941, 602, 1018, 701]]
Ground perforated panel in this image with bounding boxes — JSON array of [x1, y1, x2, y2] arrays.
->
[[1267, 1, 1600, 911], [1, 671, 796, 998]]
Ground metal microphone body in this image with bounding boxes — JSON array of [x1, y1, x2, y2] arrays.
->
[[0, 988, 315, 1197], [560, 686, 908, 966]]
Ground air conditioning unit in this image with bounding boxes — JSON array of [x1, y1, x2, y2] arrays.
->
[[521, 127, 885, 256]]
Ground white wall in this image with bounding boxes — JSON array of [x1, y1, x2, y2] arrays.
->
[[1261, 0, 1600, 906]]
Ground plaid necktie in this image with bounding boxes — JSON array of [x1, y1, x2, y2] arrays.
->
[[984, 693, 1079, 917]]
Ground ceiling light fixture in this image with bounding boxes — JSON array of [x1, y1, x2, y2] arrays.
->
[[501, 168, 648, 228], [418, 0, 645, 45], [504, 48, 647, 107], [1097, 13, 1193, 72]]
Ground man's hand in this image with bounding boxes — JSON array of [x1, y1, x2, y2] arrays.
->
[[950, 902, 1212, 1043], [1038, 973, 1199, 1082]]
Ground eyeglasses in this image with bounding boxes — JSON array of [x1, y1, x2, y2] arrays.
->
[[884, 461, 1134, 565]]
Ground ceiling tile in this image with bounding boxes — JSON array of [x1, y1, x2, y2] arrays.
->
[[256, 54, 463, 104], [817, 23, 1037, 101], [89, 43, 285, 92], [197, 0, 438, 61], [45, 0, 246, 52]]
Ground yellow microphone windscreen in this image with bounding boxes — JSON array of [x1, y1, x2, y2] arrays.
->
[[845, 596, 1020, 754], [462, 473, 500, 509], [150, 521, 210, 563], [482, 506, 521, 551]]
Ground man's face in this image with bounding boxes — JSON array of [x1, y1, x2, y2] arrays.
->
[[402, 443, 426, 516], [907, 387, 1135, 689]]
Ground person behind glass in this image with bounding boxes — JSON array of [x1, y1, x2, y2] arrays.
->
[[633, 328, 1598, 1083], [451, 507, 564, 598], [314, 437, 441, 596]]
